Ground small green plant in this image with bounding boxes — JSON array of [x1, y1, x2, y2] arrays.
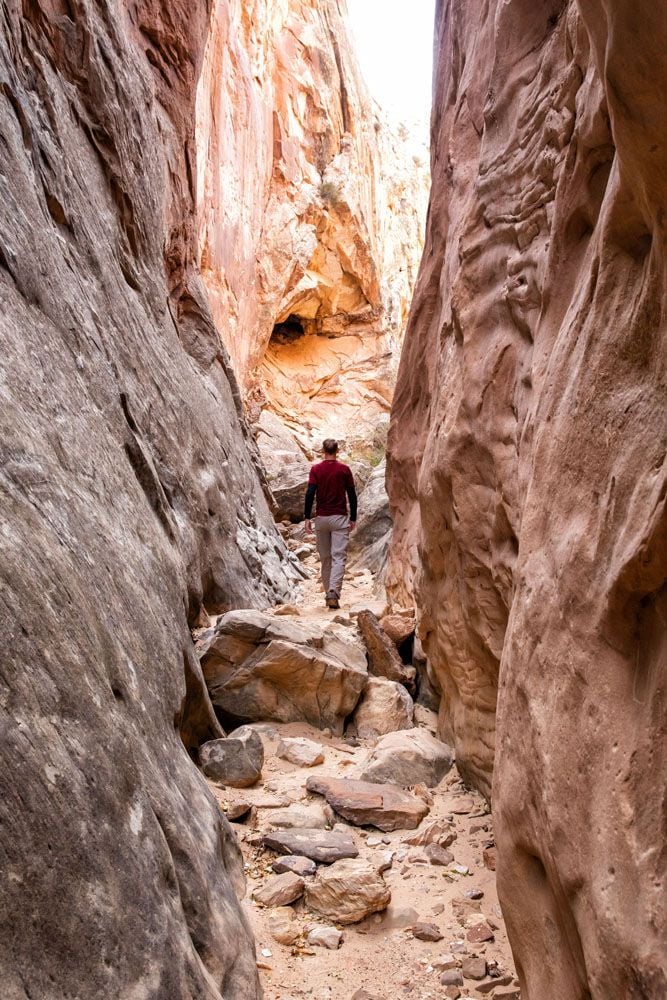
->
[[319, 180, 344, 208]]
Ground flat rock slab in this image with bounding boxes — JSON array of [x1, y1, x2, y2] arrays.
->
[[306, 776, 429, 832], [262, 827, 359, 864]]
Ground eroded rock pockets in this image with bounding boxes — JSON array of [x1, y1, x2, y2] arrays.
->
[[386, 1, 667, 997]]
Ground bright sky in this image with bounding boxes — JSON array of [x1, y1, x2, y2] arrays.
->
[[346, 0, 436, 138]]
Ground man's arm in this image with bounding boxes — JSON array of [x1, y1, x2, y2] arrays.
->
[[304, 469, 317, 532], [345, 469, 357, 529]]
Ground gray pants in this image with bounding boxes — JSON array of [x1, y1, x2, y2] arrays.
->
[[314, 514, 350, 598]]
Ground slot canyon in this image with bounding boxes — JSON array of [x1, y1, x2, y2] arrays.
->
[[0, 4, 664, 1000]]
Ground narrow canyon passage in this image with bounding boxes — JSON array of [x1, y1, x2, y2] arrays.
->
[[1, 0, 664, 999], [194, 558, 520, 1000]]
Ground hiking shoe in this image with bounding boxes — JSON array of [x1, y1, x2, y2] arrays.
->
[[325, 595, 340, 609]]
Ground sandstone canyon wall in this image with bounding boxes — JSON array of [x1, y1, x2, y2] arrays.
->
[[0, 2, 298, 996], [387, 0, 666, 996], [196, 0, 428, 461]]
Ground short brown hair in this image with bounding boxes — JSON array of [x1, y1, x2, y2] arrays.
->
[[322, 438, 338, 455]]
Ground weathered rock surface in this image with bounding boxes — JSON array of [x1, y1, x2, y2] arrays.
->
[[263, 828, 359, 864], [0, 0, 309, 995], [352, 677, 414, 738], [306, 776, 429, 832], [348, 460, 393, 579], [358, 729, 454, 788], [199, 727, 264, 787], [386, 0, 667, 996], [304, 858, 391, 924], [277, 737, 325, 768], [403, 820, 457, 849], [199, 610, 367, 733], [356, 609, 416, 687], [197, 3, 429, 457]]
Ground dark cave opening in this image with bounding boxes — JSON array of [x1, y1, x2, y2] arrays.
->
[[270, 314, 306, 345]]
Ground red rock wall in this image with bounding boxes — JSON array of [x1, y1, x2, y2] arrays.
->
[[196, 0, 428, 456], [0, 1, 295, 996], [387, 0, 666, 995]]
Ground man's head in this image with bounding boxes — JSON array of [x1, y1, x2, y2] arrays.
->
[[322, 438, 338, 457]]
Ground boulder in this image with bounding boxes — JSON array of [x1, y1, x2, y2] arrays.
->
[[304, 858, 391, 924], [277, 737, 325, 768], [199, 727, 264, 787], [358, 728, 454, 788], [306, 776, 429, 831], [263, 828, 359, 864], [253, 872, 305, 908], [268, 802, 329, 830], [199, 610, 367, 734], [356, 609, 416, 687], [352, 677, 414, 738]]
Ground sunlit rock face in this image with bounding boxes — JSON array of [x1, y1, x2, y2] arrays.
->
[[0, 1, 298, 996], [387, 1, 666, 996], [196, 0, 428, 456]]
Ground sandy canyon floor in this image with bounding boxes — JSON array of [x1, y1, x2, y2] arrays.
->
[[206, 553, 520, 1000]]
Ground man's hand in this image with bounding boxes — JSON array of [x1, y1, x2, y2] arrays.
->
[[305, 519, 313, 534], [349, 521, 356, 533]]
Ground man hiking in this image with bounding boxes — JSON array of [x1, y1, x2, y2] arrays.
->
[[304, 439, 357, 609]]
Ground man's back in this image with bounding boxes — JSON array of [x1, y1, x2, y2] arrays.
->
[[308, 459, 354, 517]]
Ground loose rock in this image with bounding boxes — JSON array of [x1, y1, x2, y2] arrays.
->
[[411, 922, 443, 942], [277, 737, 325, 767], [306, 775, 429, 831], [352, 677, 414, 738], [199, 727, 264, 788], [253, 872, 305, 908], [307, 925, 343, 950], [356, 609, 416, 687], [403, 820, 457, 848], [305, 858, 391, 924], [268, 802, 329, 830], [267, 906, 301, 945], [424, 843, 455, 866], [263, 827, 359, 864], [358, 728, 454, 788], [272, 855, 317, 877], [461, 957, 487, 980]]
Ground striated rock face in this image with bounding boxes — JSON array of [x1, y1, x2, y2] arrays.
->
[[387, 1, 666, 997], [0, 2, 299, 996], [196, 0, 428, 458]]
